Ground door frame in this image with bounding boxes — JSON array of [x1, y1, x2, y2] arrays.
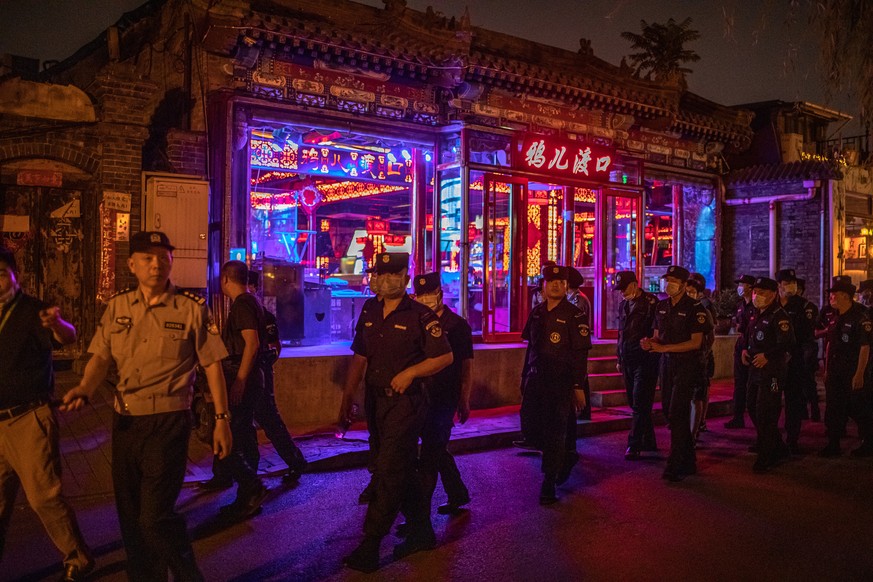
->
[[481, 173, 529, 342], [595, 187, 644, 339]]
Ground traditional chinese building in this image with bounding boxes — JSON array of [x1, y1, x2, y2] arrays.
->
[[0, 0, 753, 428], [723, 100, 872, 307]]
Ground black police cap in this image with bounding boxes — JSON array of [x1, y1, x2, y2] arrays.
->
[[827, 275, 856, 296], [734, 274, 756, 285], [413, 272, 441, 295], [860, 279, 873, 293], [567, 267, 584, 289], [661, 265, 690, 282], [687, 273, 706, 292], [774, 269, 797, 283], [752, 277, 778, 292], [372, 252, 409, 274], [612, 271, 637, 291], [129, 231, 175, 255], [542, 265, 569, 281]]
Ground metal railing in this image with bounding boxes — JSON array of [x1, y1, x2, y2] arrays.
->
[[816, 132, 871, 165]]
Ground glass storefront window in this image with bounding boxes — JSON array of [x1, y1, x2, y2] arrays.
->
[[844, 215, 873, 281], [437, 167, 463, 316], [572, 187, 597, 285], [247, 125, 433, 345], [643, 180, 675, 292], [679, 183, 717, 289]]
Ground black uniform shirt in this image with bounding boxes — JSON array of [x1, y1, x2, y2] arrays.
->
[[223, 293, 266, 358], [430, 308, 474, 408], [824, 302, 872, 372], [264, 310, 280, 345], [522, 297, 591, 386], [735, 299, 755, 336], [617, 290, 658, 361], [653, 293, 713, 356], [351, 294, 452, 390], [744, 301, 795, 375], [781, 295, 818, 347], [0, 291, 58, 408]]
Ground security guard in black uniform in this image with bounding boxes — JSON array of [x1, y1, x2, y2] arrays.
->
[[742, 277, 794, 472], [354, 268, 382, 504], [775, 269, 818, 453], [642, 265, 711, 482], [339, 253, 453, 573], [567, 267, 593, 420], [412, 272, 473, 515], [520, 265, 590, 504], [819, 276, 873, 457], [612, 271, 660, 460], [725, 274, 756, 429]]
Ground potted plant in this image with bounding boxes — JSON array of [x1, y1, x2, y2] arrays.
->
[[711, 288, 740, 335]]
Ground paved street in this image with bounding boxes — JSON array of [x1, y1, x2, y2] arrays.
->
[[7, 419, 873, 582]]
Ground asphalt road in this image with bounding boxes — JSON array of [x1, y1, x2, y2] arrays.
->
[[7, 421, 873, 581]]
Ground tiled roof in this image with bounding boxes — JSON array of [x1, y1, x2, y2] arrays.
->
[[726, 160, 839, 186]]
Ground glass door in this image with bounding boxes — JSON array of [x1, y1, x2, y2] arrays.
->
[[482, 174, 529, 342], [597, 189, 642, 338]]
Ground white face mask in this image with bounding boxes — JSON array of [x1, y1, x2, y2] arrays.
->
[[416, 293, 443, 313], [368, 276, 381, 296], [665, 281, 681, 297], [380, 277, 407, 299], [737, 285, 746, 297]]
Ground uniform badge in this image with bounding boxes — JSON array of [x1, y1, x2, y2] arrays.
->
[[425, 320, 443, 338], [697, 313, 706, 324], [842, 333, 850, 343], [805, 309, 814, 320], [580, 325, 590, 337], [756, 330, 764, 341], [382, 255, 390, 263], [150, 233, 161, 243], [779, 321, 790, 332], [419, 278, 426, 286], [864, 321, 872, 333], [550, 332, 561, 343]]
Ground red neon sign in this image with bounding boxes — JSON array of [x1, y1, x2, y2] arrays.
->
[[515, 134, 616, 183]]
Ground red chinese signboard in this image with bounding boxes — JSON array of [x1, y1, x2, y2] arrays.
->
[[514, 134, 616, 183]]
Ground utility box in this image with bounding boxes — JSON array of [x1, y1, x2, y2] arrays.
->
[[142, 174, 209, 288]]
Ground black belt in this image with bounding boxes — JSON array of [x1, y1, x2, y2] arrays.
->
[[0, 399, 48, 421]]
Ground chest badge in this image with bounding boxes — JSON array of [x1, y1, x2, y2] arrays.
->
[[164, 321, 185, 331], [550, 332, 561, 343], [842, 333, 850, 343], [756, 330, 765, 341]]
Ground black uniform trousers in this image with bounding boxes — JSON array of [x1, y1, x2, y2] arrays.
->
[[112, 411, 204, 582], [746, 368, 786, 463], [213, 366, 263, 492], [825, 371, 873, 443], [783, 351, 807, 445], [802, 342, 820, 409], [523, 374, 576, 479], [365, 384, 380, 475], [251, 365, 305, 471], [731, 342, 750, 422], [363, 388, 431, 540], [419, 404, 469, 506], [660, 354, 698, 473], [622, 350, 659, 451]]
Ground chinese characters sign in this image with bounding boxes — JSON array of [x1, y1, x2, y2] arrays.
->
[[251, 137, 414, 186], [515, 134, 616, 183]]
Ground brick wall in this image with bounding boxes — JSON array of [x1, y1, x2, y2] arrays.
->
[[721, 184, 824, 306], [166, 129, 208, 178]]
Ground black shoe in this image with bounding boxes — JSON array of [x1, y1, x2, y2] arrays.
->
[[344, 537, 381, 573], [850, 443, 873, 458], [661, 469, 684, 482], [197, 477, 233, 491], [819, 442, 841, 458], [437, 493, 471, 515], [752, 458, 772, 474], [539, 479, 558, 505], [624, 447, 641, 461], [512, 439, 540, 451], [358, 480, 377, 504], [724, 418, 745, 429], [221, 481, 268, 520], [555, 451, 579, 485], [393, 532, 436, 560], [60, 562, 94, 582], [283, 457, 308, 483]]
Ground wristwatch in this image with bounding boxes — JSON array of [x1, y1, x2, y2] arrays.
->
[[214, 412, 231, 421]]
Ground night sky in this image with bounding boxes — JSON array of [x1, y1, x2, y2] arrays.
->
[[0, 0, 863, 134]]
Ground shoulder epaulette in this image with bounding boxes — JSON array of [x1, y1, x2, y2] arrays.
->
[[109, 286, 136, 300], [179, 289, 207, 305]]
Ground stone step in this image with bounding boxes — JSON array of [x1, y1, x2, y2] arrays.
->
[[591, 388, 664, 408], [588, 355, 619, 375], [588, 372, 625, 392]]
